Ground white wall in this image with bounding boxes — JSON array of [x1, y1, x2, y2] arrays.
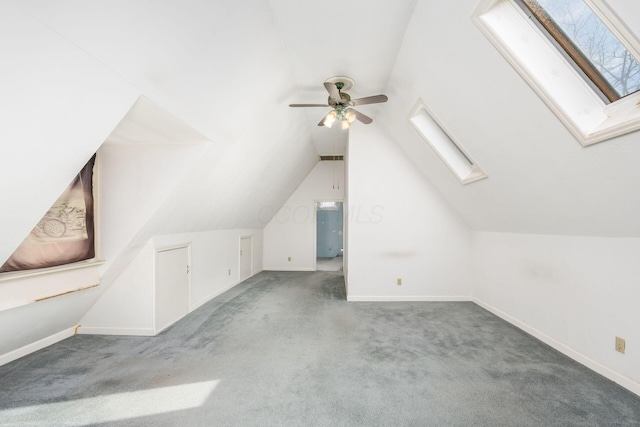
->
[[0, 2, 139, 366], [155, 230, 263, 309], [97, 132, 211, 287], [381, 0, 640, 237], [343, 148, 350, 293], [0, 1, 318, 361], [263, 161, 345, 271], [81, 242, 156, 335], [0, 3, 138, 266], [346, 125, 472, 300], [80, 229, 263, 335], [472, 232, 640, 395], [0, 265, 103, 365]]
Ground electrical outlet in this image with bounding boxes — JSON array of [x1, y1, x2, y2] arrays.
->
[[615, 337, 626, 354], [228, 269, 231, 276], [288, 257, 291, 262], [397, 278, 402, 286]]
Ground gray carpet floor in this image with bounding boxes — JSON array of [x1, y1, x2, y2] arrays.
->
[[0, 271, 639, 426], [316, 257, 343, 271]]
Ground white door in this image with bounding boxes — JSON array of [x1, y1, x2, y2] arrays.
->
[[156, 246, 190, 333], [239, 236, 252, 281]]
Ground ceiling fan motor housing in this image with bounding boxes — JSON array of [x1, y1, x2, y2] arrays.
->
[[329, 91, 351, 106]]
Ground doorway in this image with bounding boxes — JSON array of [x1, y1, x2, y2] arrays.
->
[[315, 201, 343, 272], [239, 235, 253, 281], [155, 245, 190, 333]]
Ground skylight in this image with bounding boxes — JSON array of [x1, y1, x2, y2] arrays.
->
[[473, 0, 640, 146], [516, 0, 640, 103], [408, 100, 487, 185]]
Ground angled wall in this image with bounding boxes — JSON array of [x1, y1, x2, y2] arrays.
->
[[263, 161, 345, 271], [381, 0, 640, 237], [0, 2, 138, 365], [346, 124, 472, 300], [472, 232, 640, 395], [0, 2, 138, 265], [0, 1, 319, 362], [80, 229, 263, 335], [376, 0, 640, 395]]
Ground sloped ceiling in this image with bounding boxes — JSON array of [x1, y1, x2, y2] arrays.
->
[[381, 0, 640, 237], [0, 1, 139, 265], [0, 0, 419, 280], [268, 0, 417, 155], [2, 0, 640, 277]]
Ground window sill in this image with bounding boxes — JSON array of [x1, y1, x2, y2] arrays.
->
[[0, 260, 104, 312], [0, 259, 104, 283]]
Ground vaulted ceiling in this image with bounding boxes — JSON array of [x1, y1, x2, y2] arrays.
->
[[2, 0, 640, 274]]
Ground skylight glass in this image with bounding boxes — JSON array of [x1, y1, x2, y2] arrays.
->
[[519, 0, 640, 102], [474, 0, 640, 145], [408, 100, 487, 185]]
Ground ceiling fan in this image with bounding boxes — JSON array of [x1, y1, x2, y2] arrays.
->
[[289, 76, 388, 129]]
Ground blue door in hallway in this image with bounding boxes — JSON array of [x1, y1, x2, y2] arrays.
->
[[316, 201, 343, 258]]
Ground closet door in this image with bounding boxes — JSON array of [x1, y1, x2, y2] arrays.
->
[[156, 245, 190, 333], [239, 236, 252, 282]]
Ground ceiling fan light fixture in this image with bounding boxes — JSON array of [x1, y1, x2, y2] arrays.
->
[[290, 77, 388, 127], [323, 111, 337, 127]]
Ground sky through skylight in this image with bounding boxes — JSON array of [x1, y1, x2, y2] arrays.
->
[[534, 0, 640, 99]]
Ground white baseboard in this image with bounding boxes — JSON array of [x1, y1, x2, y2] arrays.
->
[[0, 326, 77, 367], [473, 298, 640, 397], [347, 295, 471, 302], [190, 269, 265, 311], [263, 267, 315, 272], [77, 326, 155, 336], [191, 281, 240, 311]]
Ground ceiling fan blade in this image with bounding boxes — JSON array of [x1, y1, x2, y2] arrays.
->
[[350, 94, 388, 106], [324, 82, 342, 103], [353, 109, 373, 124], [289, 103, 330, 107]]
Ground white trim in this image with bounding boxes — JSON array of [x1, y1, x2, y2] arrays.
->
[[155, 243, 191, 253], [191, 281, 241, 311], [0, 326, 77, 367], [0, 259, 104, 283], [314, 199, 345, 271], [347, 295, 471, 302], [191, 268, 264, 311], [262, 267, 315, 272], [0, 266, 102, 312], [93, 153, 102, 261], [77, 326, 155, 337], [473, 0, 640, 146], [408, 99, 487, 185], [473, 298, 640, 397]]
